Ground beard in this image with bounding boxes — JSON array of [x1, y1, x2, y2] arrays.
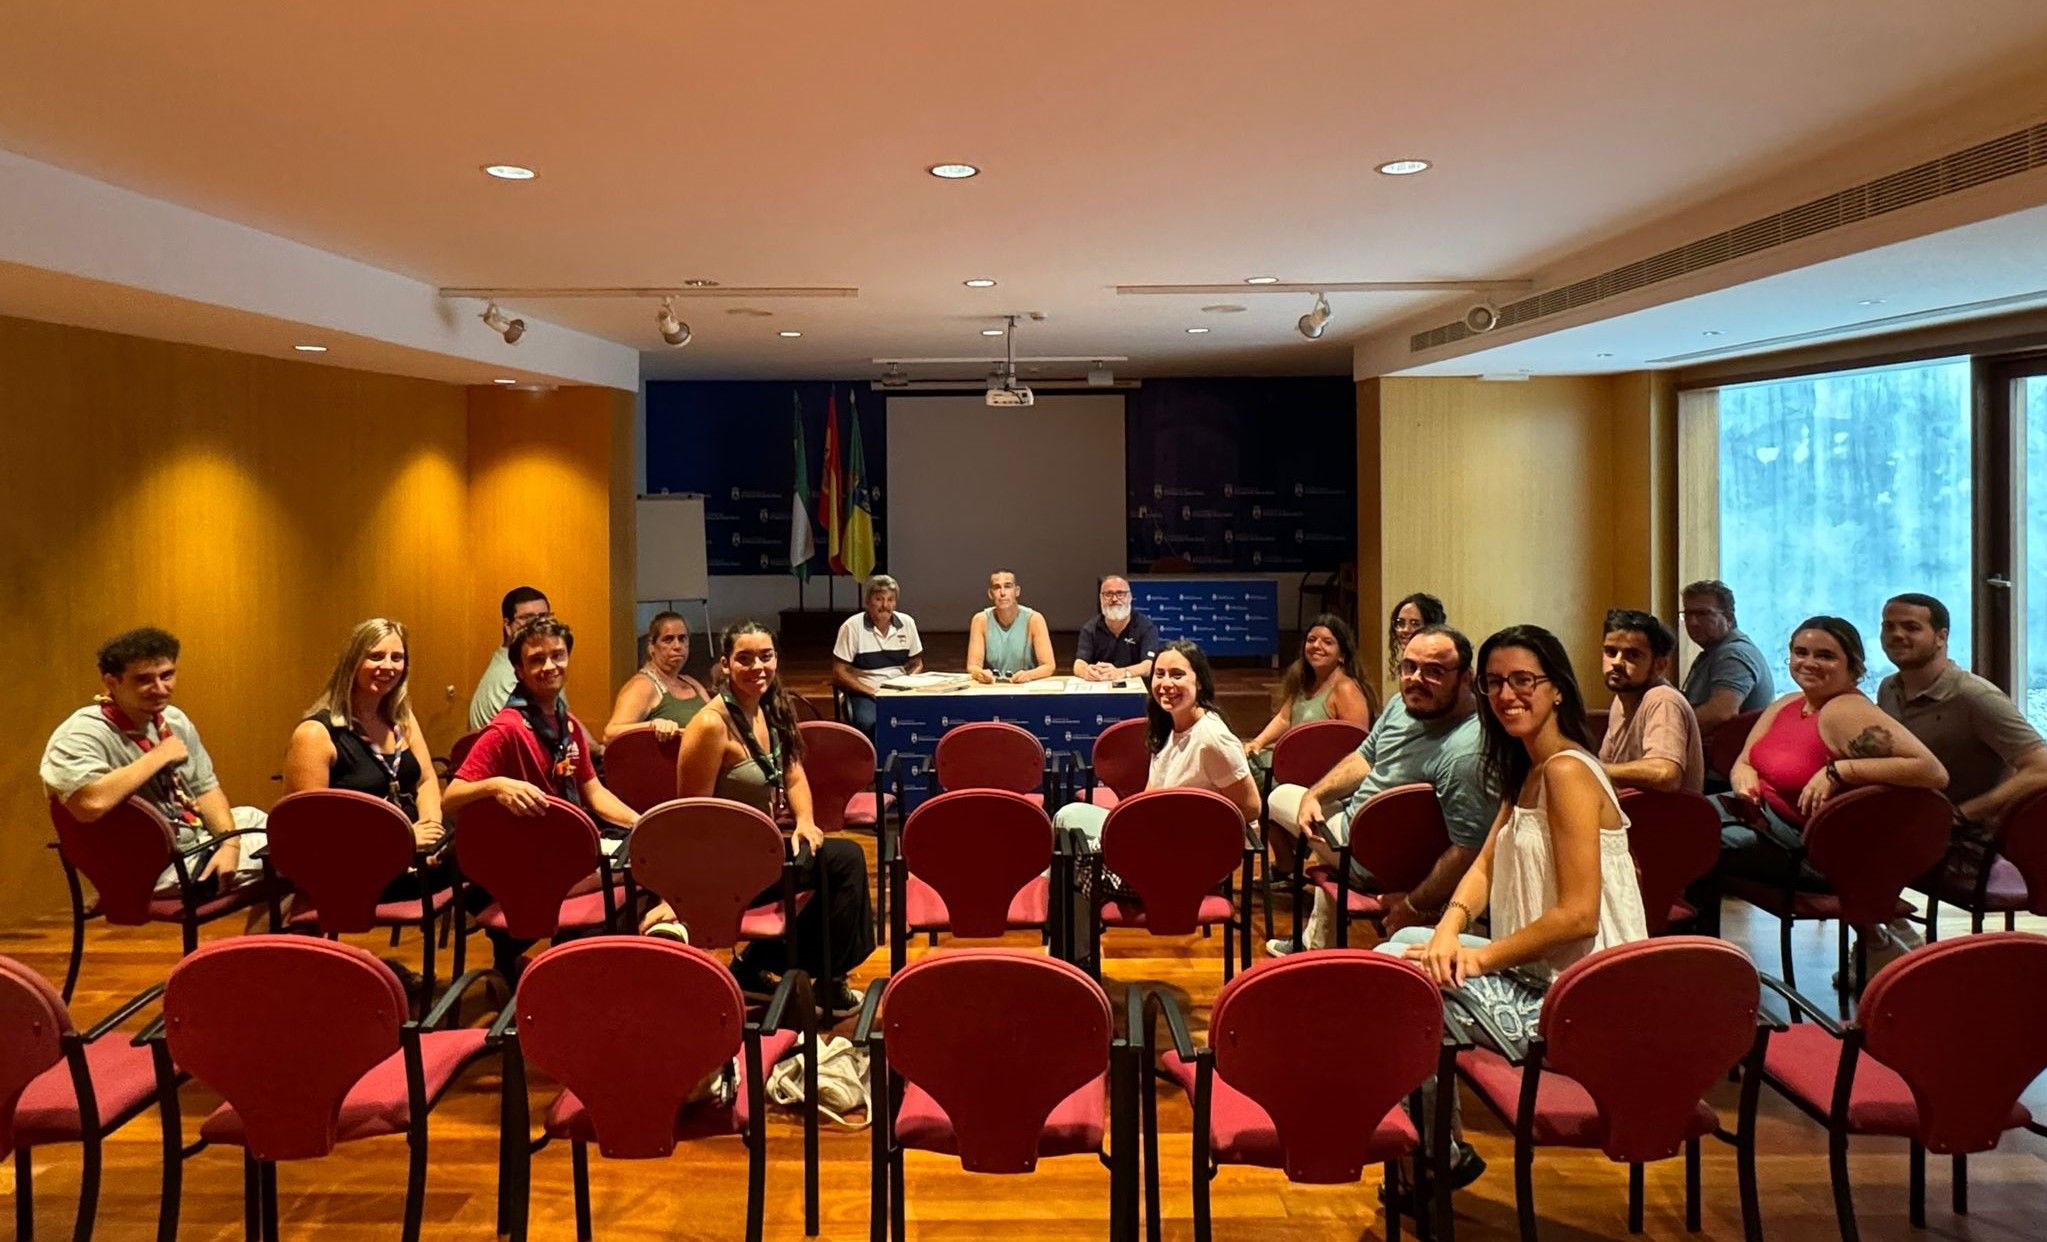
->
[[1104, 604, 1132, 623]]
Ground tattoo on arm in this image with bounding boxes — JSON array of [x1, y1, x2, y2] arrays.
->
[[1846, 726, 1896, 759]]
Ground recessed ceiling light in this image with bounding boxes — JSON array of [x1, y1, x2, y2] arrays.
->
[[1375, 159, 1432, 176], [927, 163, 979, 180], [1201, 304, 1247, 314], [963, 278, 998, 288], [481, 164, 536, 181], [778, 330, 803, 338], [980, 328, 1006, 337], [292, 344, 328, 353], [726, 307, 774, 317], [1857, 298, 1885, 307], [493, 377, 518, 385], [1186, 327, 1211, 334], [1244, 276, 1279, 285], [681, 278, 719, 288]]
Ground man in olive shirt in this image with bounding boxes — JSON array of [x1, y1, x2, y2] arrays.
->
[[1679, 579, 1775, 735], [1597, 609, 1706, 794], [1877, 593, 2047, 890]]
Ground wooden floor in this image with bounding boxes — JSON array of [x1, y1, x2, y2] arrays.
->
[[7, 840, 2045, 1242]]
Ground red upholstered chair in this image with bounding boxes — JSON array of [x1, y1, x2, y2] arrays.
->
[[1722, 785, 1951, 1004], [932, 722, 1052, 805], [493, 937, 819, 1242], [1303, 783, 1450, 948], [854, 950, 1137, 1242], [882, 789, 1061, 972], [1919, 786, 2047, 939], [600, 725, 680, 814], [1261, 719, 1370, 939], [1454, 938, 1772, 1241], [628, 798, 811, 977], [147, 937, 505, 1242], [1583, 708, 1611, 746], [441, 729, 485, 780], [1704, 711, 1761, 785], [1618, 789, 1724, 935], [458, 795, 631, 943], [797, 720, 900, 834], [0, 956, 173, 1242], [265, 789, 461, 1018], [1070, 718, 1149, 812], [1758, 933, 2047, 1241], [1141, 951, 1460, 1242], [1081, 788, 1256, 982], [47, 795, 279, 1002]]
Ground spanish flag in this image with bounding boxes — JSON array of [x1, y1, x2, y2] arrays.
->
[[843, 389, 878, 581], [818, 388, 845, 574]]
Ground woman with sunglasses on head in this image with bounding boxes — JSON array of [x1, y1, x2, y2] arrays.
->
[[603, 611, 713, 745], [1244, 613, 1376, 778]]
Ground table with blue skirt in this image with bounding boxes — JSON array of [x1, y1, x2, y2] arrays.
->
[[872, 677, 1149, 807]]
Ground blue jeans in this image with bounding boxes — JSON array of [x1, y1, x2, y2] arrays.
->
[[842, 691, 877, 736]]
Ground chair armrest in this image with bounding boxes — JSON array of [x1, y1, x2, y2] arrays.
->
[[131, 1015, 168, 1046], [173, 826, 270, 859], [760, 968, 816, 1035], [1758, 973, 1844, 1036], [786, 832, 815, 867], [416, 969, 510, 1031], [486, 1000, 520, 1045], [81, 981, 167, 1043], [1443, 987, 1530, 1065], [1063, 825, 1098, 859], [851, 977, 887, 1044], [1142, 988, 1199, 1062], [1437, 997, 1476, 1051]]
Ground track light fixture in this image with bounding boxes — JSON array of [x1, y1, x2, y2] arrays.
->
[[480, 301, 526, 344], [1297, 293, 1331, 340], [656, 298, 693, 347]]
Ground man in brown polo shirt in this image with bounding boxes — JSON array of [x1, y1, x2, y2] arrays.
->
[[1597, 609, 1706, 794], [1877, 592, 2047, 890]]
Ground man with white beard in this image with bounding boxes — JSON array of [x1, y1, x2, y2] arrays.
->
[[1072, 575, 1162, 682]]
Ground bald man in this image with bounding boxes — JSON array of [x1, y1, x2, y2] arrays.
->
[[1073, 576, 1162, 682]]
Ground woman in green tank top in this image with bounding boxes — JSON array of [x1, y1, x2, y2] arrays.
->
[[968, 569, 1057, 682], [1245, 614, 1377, 777], [602, 611, 712, 746]]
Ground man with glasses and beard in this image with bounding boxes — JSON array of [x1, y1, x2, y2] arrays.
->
[[1265, 625, 1497, 953], [1596, 609, 1705, 793], [1072, 575, 1161, 682], [1678, 579, 1774, 734]]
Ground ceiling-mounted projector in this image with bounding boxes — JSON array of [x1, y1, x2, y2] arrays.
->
[[985, 382, 1034, 407], [984, 312, 1034, 406]]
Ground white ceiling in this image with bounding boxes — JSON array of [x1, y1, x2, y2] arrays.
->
[[5, 2, 2047, 382]]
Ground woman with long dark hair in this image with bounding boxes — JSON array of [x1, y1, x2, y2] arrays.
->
[[646, 620, 874, 1010], [1387, 592, 1447, 686], [1053, 639, 1263, 844], [1244, 614, 1375, 776]]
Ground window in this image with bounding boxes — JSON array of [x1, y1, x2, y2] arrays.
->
[[2022, 376, 2047, 728], [1710, 357, 1973, 692]]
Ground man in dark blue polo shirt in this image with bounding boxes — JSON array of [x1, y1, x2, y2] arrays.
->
[[1072, 575, 1162, 682]]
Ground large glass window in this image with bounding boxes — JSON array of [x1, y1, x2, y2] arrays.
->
[[2022, 376, 2047, 729], [1716, 357, 1973, 692]]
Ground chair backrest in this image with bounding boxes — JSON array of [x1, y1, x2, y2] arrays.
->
[[445, 729, 485, 776], [1090, 719, 1150, 800], [882, 950, 1110, 1173], [900, 790, 1054, 937], [48, 795, 176, 925], [1209, 951, 1443, 1183], [798, 720, 878, 833], [265, 789, 417, 933], [1704, 711, 1761, 781], [0, 956, 73, 1157], [1996, 789, 2047, 916], [933, 722, 1045, 795], [601, 725, 681, 815], [1347, 784, 1451, 894], [1540, 937, 1760, 1163], [628, 798, 786, 949], [1858, 932, 2047, 1154], [1269, 719, 1369, 790], [164, 938, 405, 1161], [1583, 709, 1611, 748], [1617, 789, 1723, 936], [1803, 786, 1953, 928], [790, 693, 826, 723], [515, 937, 748, 1157], [1100, 788, 1245, 935], [454, 796, 602, 939]]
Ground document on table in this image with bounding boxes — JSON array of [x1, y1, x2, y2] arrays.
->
[[881, 672, 973, 690]]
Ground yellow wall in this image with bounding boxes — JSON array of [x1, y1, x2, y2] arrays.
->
[[2, 315, 633, 922], [1357, 373, 1677, 704]]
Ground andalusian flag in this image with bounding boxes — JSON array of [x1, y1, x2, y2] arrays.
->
[[818, 388, 845, 573], [843, 389, 878, 580], [790, 394, 815, 580]]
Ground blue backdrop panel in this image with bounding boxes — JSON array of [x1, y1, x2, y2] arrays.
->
[[1124, 377, 1356, 574], [874, 689, 1148, 806], [1129, 578, 1279, 659], [645, 381, 887, 577]]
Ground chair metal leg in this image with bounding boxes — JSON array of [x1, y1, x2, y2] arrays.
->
[[1515, 1141, 1537, 1242], [1141, 1061, 1162, 1242], [417, 908, 438, 1022], [258, 1161, 280, 1242], [62, 865, 88, 1002], [572, 1139, 593, 1242], [745, 1125, 766, 1242], [1972, 909, 1986, 935], [2005, 911, 2017, 932], [1779, 915, 1797, 999], [1828, 1129, 1860, 1242], [1192, 1164, 1212, 1242], [76, 1132, 103, 1242], [16, 1147, 33, 1242], [156, 1065, 183, 1242], [1627, 1162, 1644, 1233], [1925, 895, 1941, 943], [402, 1124, 428, 1242], [1385, 1161, 1403, 1241], [889, 1144, 905, 1242], [1908, 1141, 1925, 1227], [1685, 1137, 1701, 1232], [1954, 1153, 1968, 1215], [241, 1153, 259, 1242]]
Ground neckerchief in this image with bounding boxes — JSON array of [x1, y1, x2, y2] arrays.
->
[[723, 692, 783, 788], [356, 719, 411, 810], [95, 696, 202, 829], [507, 689, 583, 806]]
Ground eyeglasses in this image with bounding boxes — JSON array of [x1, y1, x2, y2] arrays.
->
[[1391, 618, 1425, 633], [1677, 609, 1724, 620], [1397, 659, 1458, 683], [1100, 591, 1131, 601], [1481, 672, 1551, 696]]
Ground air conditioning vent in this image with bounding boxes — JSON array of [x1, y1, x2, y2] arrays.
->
[[1410, 119, 2047, 354]]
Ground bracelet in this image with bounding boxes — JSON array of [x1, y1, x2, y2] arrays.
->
[[1825, 760, 1844, 786], [1444, 898, 1475, 929]]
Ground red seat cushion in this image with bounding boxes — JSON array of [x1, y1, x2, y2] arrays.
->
[[1308, 870, 1386, 917], [1669, 899, 1699, 923], [288, 885, 458, 929], [843, 792, 896, 826], [142, 883, 271, 923], [902, 875, 1052, 933], [1762, 1023, 2032, 1138], [1073, 787, 1122, 811], [541, 1029, 799, 1144], [198, 1028, 491, 1147], [1158, 1050, 1417, 1169], [1100, 894, 1235, 928], [1925, 858, 2030, 911], [736, 890, 814, 940], [1723, 878, 1916, 922], [477, 888, 626, 934], [894, 1072, 1105, 1159], [12, 1039, 162, 1145], [1458, 1047, 1719, 1148]]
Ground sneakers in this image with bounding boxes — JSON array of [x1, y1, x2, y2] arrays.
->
[[644, 919, 692, 945], [1833, 919, 1925, 990], [825, 980, 866, 1019], [1265, 936, 1299, 957], [1266, 890, 1337, 958]]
